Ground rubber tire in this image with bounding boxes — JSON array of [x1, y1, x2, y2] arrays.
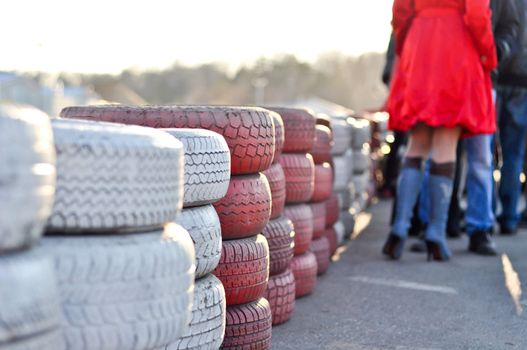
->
[[0, 250, 62, 348], [340, 209, 356, 239], [61, 105, 275, 175], [179, 205, 222, 278], [350, 118, 371, 150], [40, 226, 195, 350], [333, 149, 353, 192], [334, 220, 346, 246], [311, 163, 333, 203], [336, 188, 352, 211], [316, 114, 332, 129], [48, 118, 184, 233], [330, 118, 352, 156], [0, 104, 55, 252], [279, 153, 315, 204], [212, 235, 270, 306], [353, 172, 370, 196], [284, 204, 313, 256], [162, 128, 230, 207], [263, 269, 295, 325], [325, 194, 340, 228], [271, 111, 285, 164], [0, 330, 63, 350], [291, 252, 317, 298], [353, 145, 371, 174], [310, 202, 326, 240], [267, 107, 316, 153], [310, 125, 333, 164], [222, 298, 272, 350], [262, 215, 295, 276], [166, 274, 226, 350], [310, 236, 331, 276], [323, 227, 338, 256], [262, 163, 286, 220], [213, 173, 271, 240]]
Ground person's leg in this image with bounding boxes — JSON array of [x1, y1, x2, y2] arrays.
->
[[425, 126, 461, 261], [383, 124, 431, 259], [446, 141, 464, 237]]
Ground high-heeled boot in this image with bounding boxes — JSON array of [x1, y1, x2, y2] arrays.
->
[[382, 157, 424, 259], [425, 161, 455, 261]]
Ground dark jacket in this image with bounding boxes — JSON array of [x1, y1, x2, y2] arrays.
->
[[382, 34, 396, 87], [498, 0, 527, 88], [491, 0, 521, 65]]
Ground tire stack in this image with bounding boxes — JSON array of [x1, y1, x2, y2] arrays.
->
[[349, 117, 373, 215], [0, 104, 63, 349], [268, 107, 318, 299], [41, 118, 196, 350]]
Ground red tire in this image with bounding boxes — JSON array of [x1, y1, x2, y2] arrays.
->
[[213, 235, 269, 306], [325, 193, 340, 228], [311, 163, 333, 203], [271, 111, 285, 163], [291, 251, 317, 298], [262, 163, 286, 220], [262, 216, 295, 276], [310, 202, 326, 239], [310, 125, 333, 164], [284, 204, 313, 256], [279, 153, 315, 204], [263, 269, 295, 325], [223, 298, 272, 350], [213, 173, 271, 240], [267, 107, 316, 153], [310, 236, 331, 276], [60, 105, 275, 175], [323, 227, 338, 256]]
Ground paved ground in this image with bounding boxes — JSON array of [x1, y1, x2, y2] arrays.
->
[[272, 200, 527, 350]]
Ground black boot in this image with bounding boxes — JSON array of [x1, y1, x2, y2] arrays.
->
[[468, 230, 497, 256]]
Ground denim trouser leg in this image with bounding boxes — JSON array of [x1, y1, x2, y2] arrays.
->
[[465, 135, 495, 235]]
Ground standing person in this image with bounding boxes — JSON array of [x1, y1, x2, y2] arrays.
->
[[382, 0, 497, 261]]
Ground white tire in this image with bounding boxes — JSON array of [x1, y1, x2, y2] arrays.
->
[[179, 205, 222, 278], [0, 250, 62, 349], [350, 118, 371, 150], [40, 225, 195, 350], [334, 220, 345, 246], [0, 104, 56, 252], [330, 118, 352, 156], [353, 145, 371, 174], [340, 209, 356, 239], [336, 189, 352, 211], [333, 149, 353, 191], [48, 119, 184, 233], [353, 171, 370, 196], [162, 129, 230, 207], [166, 274, 226, 350]]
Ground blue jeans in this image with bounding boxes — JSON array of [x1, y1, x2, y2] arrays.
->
[[497, 86, 527, 228]]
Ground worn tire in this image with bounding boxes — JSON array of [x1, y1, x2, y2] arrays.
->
[[213, 173, 271, 240], [310, 202, 326, 240], [284, 204, 313, 256], [310, 236, 331, 275], [213, 235, 269, 306], [40, 225, 195, 350], [263, 269, 295, 325], [311, 163, 333, 203], [336, 189, 352, 211], [267, 107, 316, 153], [162, 128, 230, 207], [0, 104, 56, 252], [271, 112, 285, 163], [333, 149, 353, 191], [48, 119, 184, 233], [325, 194, 340, 228], [334, 220, 346, 246], [279, 153, 315, 204], [341, 209, 356, 239], [324, 227, 338, 256], [222, 298, 272, 350], [330, 118, 352, 155], [262, 215, 295, 276], [0, 250, 62, 349], [166, 274, 226, 350], [291, 252, 317, 298], [179, 205, 222, 278], [61, 105, 275, 175], [262, 163, 286, 220], [353, 172, 370, 196], [310, 125, 333, 164], [353, 145, 371, 174], [350, 118, 371, 150]]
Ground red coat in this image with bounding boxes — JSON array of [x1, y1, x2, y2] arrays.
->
[[387, 0, 498, 136]]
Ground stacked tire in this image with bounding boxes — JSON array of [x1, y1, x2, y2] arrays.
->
[[349, 117, 373, 217], [0, 104, 63, 349]]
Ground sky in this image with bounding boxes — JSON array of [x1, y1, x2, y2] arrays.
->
[[2, 0, 393, 74]]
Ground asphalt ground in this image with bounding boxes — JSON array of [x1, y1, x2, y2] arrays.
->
[[271, 199, 527, 350]]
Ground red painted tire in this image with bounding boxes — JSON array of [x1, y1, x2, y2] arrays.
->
[[262, 216, 295, 276], [271, 111, 285, 164], [311, 163, 333, 203], [263, 269, 295, 325], [323, 227, 338, 256], [267, 107, 316, 153], [284, 204, 313, 256], [310, 236, 331, 276], [222, 298, 272, 350], [262, 163, 286, 220], [60, 105, 275, 175], [310, 125, 333, 164], [213, 173, 271, 240], [325, 193, 340, 228], [310, 202, 326, 240], [213, 235, 269, 306], [279, 153, 315, 204], [291, 252, 317, 298]]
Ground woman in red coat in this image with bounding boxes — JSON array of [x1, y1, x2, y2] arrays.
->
[[382, 0, 497, 261]]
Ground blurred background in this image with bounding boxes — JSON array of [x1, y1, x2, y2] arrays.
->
[[1, 0, 392, 116]]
